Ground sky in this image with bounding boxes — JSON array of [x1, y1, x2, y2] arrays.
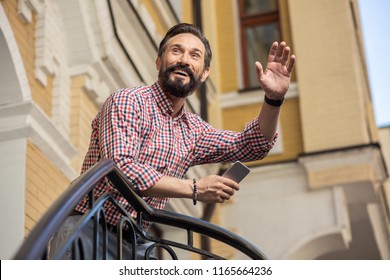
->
[[358, 0, 390, 128]]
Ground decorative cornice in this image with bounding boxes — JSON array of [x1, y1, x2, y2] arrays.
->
[[0, 101, 78, 179], [298, 144, 387, 189], [17, 0, 44, 24], [70, 64, 111, 105]]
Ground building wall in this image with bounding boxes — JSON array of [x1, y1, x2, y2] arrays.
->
[[201, 0, 389, 259], [213, 0, 239, 93], [209, 0, 303, 165], [69, 75, 99, 171], [0, 0, 217, 259], [25, 141, 70, 236], [0, 0, 388, 260], [2, 0, 73, 236], [288, 0, 377, 152], [222, 96, 304, 164]]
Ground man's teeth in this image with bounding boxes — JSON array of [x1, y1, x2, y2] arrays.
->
[[174, 71, 187, 76]]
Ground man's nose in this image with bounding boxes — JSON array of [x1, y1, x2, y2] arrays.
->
[[178, 52, 190, 65]]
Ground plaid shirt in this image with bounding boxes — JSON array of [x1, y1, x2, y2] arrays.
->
[[75, 82, 276, 230]]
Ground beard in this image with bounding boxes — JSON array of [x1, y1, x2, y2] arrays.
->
[[158, 64, 203, 98]]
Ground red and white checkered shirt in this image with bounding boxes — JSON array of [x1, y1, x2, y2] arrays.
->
[[75, 82, 276, 230]]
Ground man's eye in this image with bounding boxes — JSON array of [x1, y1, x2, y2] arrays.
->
[[191, 53, 200, 59]]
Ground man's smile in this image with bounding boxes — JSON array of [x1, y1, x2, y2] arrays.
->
[[173, 70, 189, 77]]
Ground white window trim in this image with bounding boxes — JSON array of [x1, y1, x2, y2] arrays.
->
[[219, 82, 298, 155]]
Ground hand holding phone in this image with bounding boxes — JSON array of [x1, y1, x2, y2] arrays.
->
[[222, 161, 250, 183]]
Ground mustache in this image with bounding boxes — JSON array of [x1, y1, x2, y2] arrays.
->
[[165, 64, 195, 79]]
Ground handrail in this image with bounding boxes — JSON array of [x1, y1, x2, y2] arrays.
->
[[14, 160, 116, 260], [108, 167, 268, 259], [14, 159, 268, 260]]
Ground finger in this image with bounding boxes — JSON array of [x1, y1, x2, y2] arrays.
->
[[220, 191, 231, 201], [221, 177, 240, 191], [255, 61, 264, 79], [268, 41, 279, 62], [275, 42, 286, 62], [281, 46, 290, 66], [287, 54, 296, 73], [223, 185, 235, 196]]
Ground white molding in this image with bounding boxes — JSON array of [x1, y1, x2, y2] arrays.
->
[[151, 0, 177, 37], [94, 0, 145, 88], [32, 1, 72, 136], [0, 102, 78, 180], [0, 5, 31, 103], [232, 0, 244, 89], [298, 145, 388, 183], [111, 0, 157, 86], [70, 64, 110, 105], [34, 2, 64, 87], [219, 82, 298, 109], [17, 0, 44, 24], [367, 203, 390, 259]]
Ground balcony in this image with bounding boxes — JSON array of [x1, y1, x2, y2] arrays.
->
[[14, 159, 268, 260]]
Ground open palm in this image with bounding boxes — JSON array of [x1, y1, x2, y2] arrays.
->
[[255, 41, 296, 100]]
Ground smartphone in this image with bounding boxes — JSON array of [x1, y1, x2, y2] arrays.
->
[[222, 161, 250, 183]]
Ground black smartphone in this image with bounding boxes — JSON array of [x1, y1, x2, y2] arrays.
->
[[222, 161, 250, 183]]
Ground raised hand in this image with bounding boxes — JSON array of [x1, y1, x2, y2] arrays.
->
[[255, 41, 296, 100]]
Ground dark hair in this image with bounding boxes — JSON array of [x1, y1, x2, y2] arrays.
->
[[158, 23, 212, 69]]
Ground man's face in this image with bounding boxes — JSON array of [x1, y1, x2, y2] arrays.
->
[[157, 33, 210, 98]]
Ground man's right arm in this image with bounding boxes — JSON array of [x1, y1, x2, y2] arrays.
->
[[139, 175, 239, 204]]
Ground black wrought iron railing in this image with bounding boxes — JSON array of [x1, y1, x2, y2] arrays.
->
[[14, 159, 268, 260]]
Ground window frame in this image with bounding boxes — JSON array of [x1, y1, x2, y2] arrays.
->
[[238, 0, 281, 90]]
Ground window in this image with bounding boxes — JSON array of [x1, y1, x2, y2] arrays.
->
[[238, 0, 281, 89]]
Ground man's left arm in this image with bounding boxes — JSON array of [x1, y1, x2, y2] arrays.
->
[[255, 41, 296, 142]]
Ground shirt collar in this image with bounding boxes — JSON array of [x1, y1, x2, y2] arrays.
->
[[152, 82, 190, 125]]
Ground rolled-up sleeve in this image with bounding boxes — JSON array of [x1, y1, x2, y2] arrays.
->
[[192, 116, 278, 165], [242, 117, 277, 156]]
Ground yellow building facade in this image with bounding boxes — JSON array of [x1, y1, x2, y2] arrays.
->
[[0, 0, 388, 259]]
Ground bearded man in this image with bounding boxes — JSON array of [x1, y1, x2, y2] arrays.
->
[[49, 23, 295, 259]]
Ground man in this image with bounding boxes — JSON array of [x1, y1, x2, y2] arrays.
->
[[51, 23, 295, 259]]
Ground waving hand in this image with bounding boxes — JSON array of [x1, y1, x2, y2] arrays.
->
[[255, 41, 296, 100]]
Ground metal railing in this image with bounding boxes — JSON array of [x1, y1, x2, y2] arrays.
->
[[14, 159, 268, 260]]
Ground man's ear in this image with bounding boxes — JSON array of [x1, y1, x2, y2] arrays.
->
[[156, 57, 161, 71], [201, 67, 210, 82]]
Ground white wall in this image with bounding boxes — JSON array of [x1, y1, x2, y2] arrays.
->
[[221, 162, 351, 259], [0, 139, 27, 259]]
